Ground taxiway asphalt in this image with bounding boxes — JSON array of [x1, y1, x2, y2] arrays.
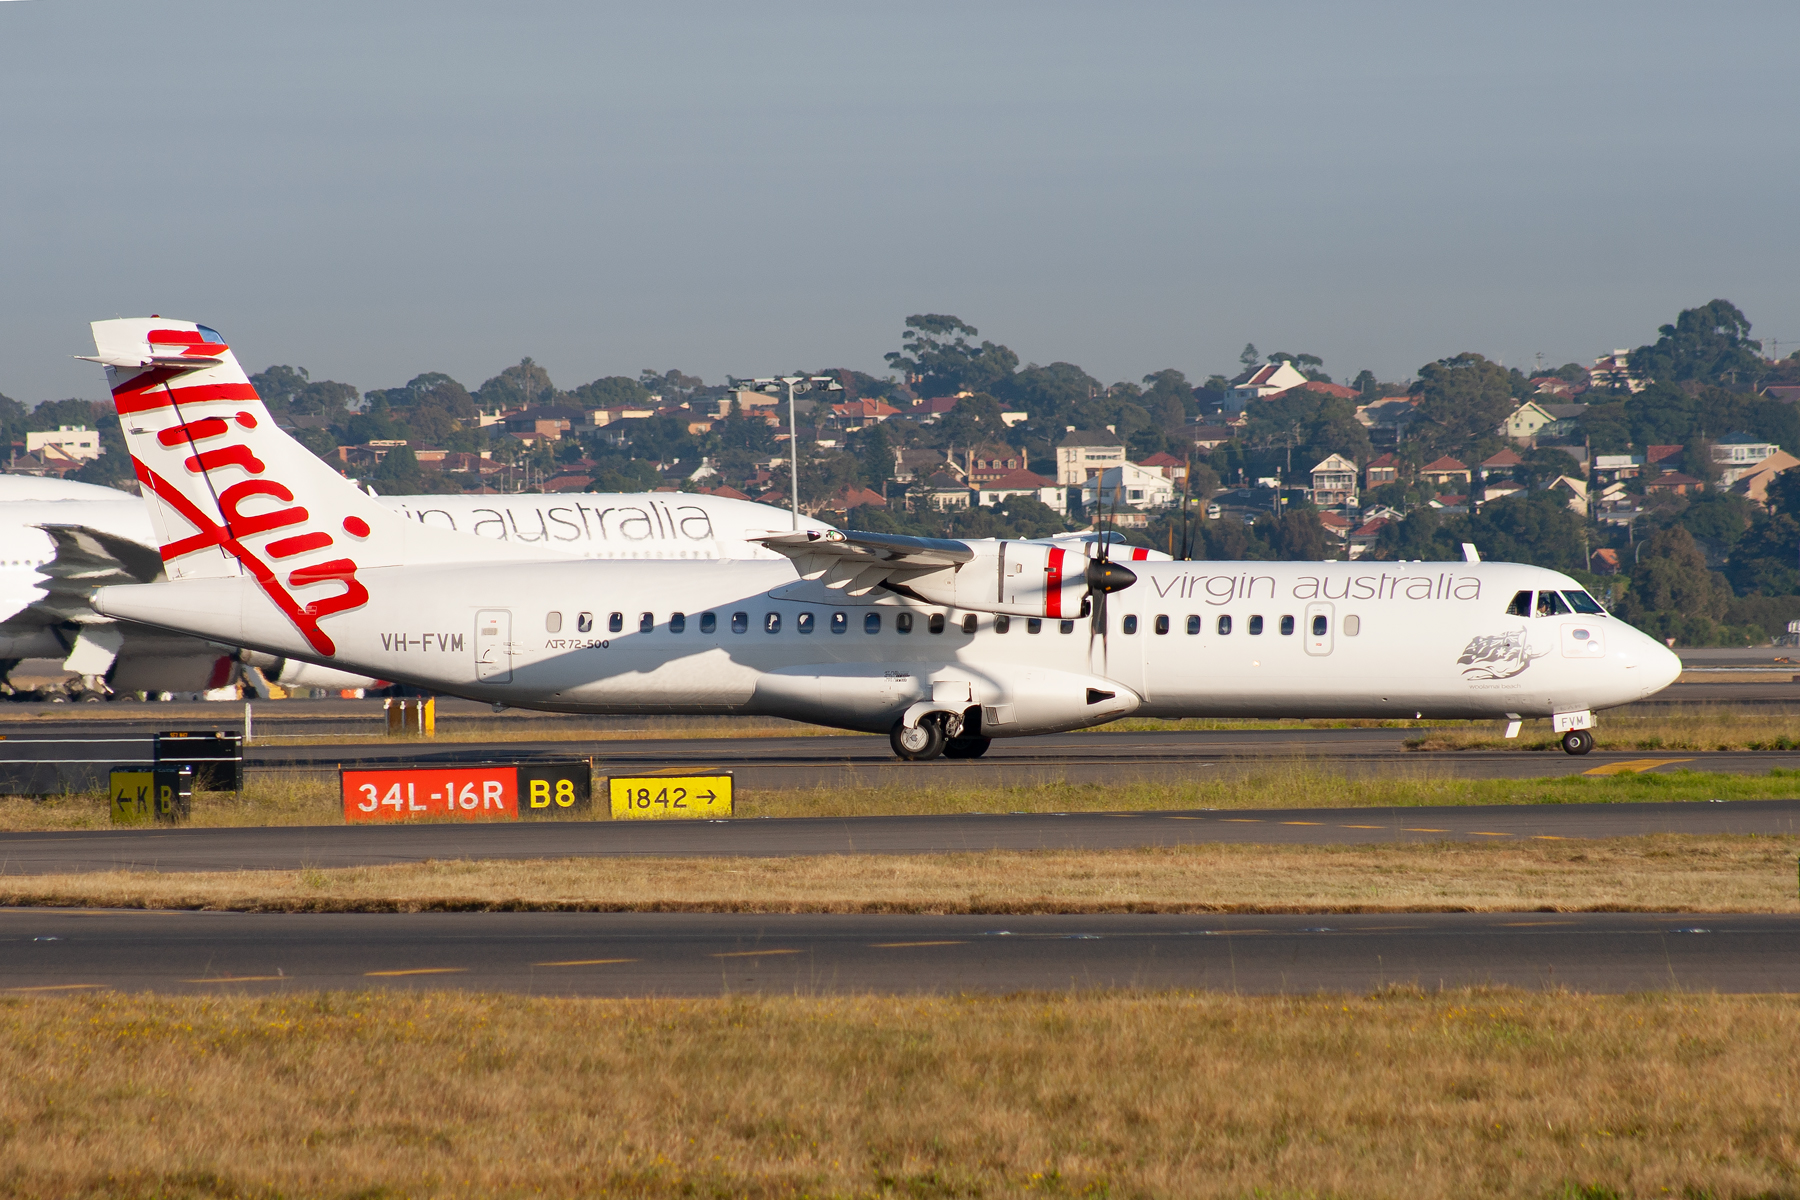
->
[[3, 799, 1796, 876], [4, 909, 1794, 996]]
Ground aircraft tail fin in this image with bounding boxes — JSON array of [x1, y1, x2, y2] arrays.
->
[[87, 317, 531, 657]]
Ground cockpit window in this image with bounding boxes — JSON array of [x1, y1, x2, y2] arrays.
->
[[1562, 590, 1606, 615], [1536, 590, 1573, 617], [1506, 590, 1532, 617]]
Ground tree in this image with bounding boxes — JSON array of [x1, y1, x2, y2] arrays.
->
[[1000, 361, 1102, 426], [249, 365, 358, 418], [569, 375, 651, 409], [884, 315, 1019, 397], [1412, 353, 1515, 448], [1254, 507, 1330, 560], [1141, 370, 1193, 428], [638, 368, 704, 401], [1631, 300, 1763, 387], [1351, 370, 1379, 397], [1239, 343, 1260, 369], [1616, 525, 1737, 644], [368, 445, 424, 494]]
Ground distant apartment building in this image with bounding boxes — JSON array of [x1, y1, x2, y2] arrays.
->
[[1054, 431, 1127, 485], [24, 426, 101, 462]]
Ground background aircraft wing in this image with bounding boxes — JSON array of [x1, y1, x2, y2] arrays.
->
[[752, 529, 975, 598], [27, 523, 165, 623]]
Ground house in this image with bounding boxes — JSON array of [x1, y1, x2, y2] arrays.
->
[[1546, 475, 1589, 514], [892, 448, 961, 484], [1644, 472, 1702, 497], [1531, 375, 1588, 399], [1223, 360, 1309, 413], [24, 426, 101, 461], [1764, 385, 1800, 403], [1268, 380, 1361, 402], [1420, 456, 1471, 487], [822, 485, 887, 512], [916, 471, 973, 511], [504, 407, 581, 441], [1054, 431, 1127, 485], [1347, 517, 1388, 559], [543, 474, 593, 493], [826, 398, 900, 430], [1501, 401, 1587, 443], [1590, 349, 1646, 393], [3, 448, 82, 479], [585, 405, 657, 426], [976, 469, 1064, 513], [1364, 453, 1400, 490], [1080, 462, 1175, 512], [1645, 444, 1684, 470], [1591, 548, 1622, 575], [1136, 451, 1188, 481], [1183, 424, 1236, 450], [909, 396, 962, 418], [1309, 454, 1358, 507], [705, 485, 752, 501], [1480, 447, 1525, 475], [1353, 398, 1419, 447], [1317, 511, 1352, 541], [965, 444, 1030, 483], [1712, 433, 1781, 484], [1732, 450, 1800, 507], [1592, 454, 1645, 482]]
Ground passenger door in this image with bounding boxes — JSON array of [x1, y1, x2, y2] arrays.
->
[[475, 609, 512, 683]]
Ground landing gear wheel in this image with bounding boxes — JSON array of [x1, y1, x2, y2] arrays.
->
[[1560, 729, 1595, 755], [943, 736, 992, 759], [890, 718, 946, 761]]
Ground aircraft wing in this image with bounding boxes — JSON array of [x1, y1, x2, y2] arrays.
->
[[27, 524, 165, 623], [752, 529, 974, 598]]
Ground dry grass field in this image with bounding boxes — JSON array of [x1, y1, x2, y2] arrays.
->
[[5, 834, 1797, 916], [1, 989, 1797, 1199], [3, 764, 1798, 832]]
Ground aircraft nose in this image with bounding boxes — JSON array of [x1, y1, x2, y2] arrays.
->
[[1649, 639, 1683, 690]]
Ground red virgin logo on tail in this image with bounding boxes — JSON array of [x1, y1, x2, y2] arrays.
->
[[121, 370, 367, 657]]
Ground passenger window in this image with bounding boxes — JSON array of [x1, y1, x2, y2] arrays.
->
[[928, 613, 946, 634], [1027, 618, 1042, 634], [670, 612, 686, 633], [1344, 615, 1361, 636], [1507, 590, 1533, 617], [1217, 615, 1232, 635], [797, 612, 814, 634], [864, 612, 881, 633], [1312, 615, 1328, 636], [639, 612, 654, 633], [830, 612, 847, 634], [608, 612, 624, 633], [961, 613, 977, 633], [731, 612, 748, 634], [546, 612, 562, 633], [1536, 591, 1572, 617], [1279, 615, 1294, 636], [764, 612, 781, 633], [1185, 615, 1200, 635], [1122, 615, 1138, 634], [1059, 619, 1075, 634], [700, 612, 717, 634], [1154, 615, 1169, 635], [897, 613, 914, 634], [1563, 590, 1606, 615], [995, 615, 1011, 633], [576, 612, 592, 633], [1248, 615, 1263, 635]]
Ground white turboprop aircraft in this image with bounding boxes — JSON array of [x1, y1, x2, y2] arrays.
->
[[85, 318, 1681, 758]]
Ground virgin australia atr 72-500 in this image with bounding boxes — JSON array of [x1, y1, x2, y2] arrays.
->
[[82, 318, 1681, 759]]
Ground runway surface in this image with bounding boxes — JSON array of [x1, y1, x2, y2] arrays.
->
[[4, 909, 1794, 995], [4, 800, 1797, 876]]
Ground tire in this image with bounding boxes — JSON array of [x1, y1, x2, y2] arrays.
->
[[943, 736, 992, 759], [1561, 729, 1595, 755], [890, 718, 946, 761]]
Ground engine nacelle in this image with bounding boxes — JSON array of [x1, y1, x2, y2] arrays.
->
[[901, 542, 1127, 619]]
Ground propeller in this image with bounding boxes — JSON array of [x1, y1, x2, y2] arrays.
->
[[1086, 469, 1137, 673]]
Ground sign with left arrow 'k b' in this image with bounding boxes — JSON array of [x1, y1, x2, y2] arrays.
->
[[607, 774, 733, 820]]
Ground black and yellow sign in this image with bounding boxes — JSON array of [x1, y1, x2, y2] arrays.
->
[[110, 767, 193, 825], [607, 774, 732, 820], [520, 761, 592, 816]]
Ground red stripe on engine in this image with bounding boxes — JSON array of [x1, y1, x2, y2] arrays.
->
[[1132, 547, 1149, 560], [1045, 547, 1064, 618]]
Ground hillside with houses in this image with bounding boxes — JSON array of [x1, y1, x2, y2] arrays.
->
[[7, 300, 1800, 646]]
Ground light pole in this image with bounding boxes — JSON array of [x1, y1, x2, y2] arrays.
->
[[729, 374, 844, 529]]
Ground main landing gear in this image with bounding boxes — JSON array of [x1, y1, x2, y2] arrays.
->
[[890, 712, 992, 761], [1560, 729, 1595, 755]]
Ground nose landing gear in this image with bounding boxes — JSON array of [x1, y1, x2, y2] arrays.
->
[[1560, 729, 1595, 755]]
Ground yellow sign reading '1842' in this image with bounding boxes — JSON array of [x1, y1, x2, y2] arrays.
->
[[608, 774, 733, 820]]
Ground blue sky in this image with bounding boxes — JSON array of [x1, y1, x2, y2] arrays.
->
[[3, 1, 1796, 403]]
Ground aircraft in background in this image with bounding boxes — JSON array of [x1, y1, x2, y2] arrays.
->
[[86, 317, 1681, 756]]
